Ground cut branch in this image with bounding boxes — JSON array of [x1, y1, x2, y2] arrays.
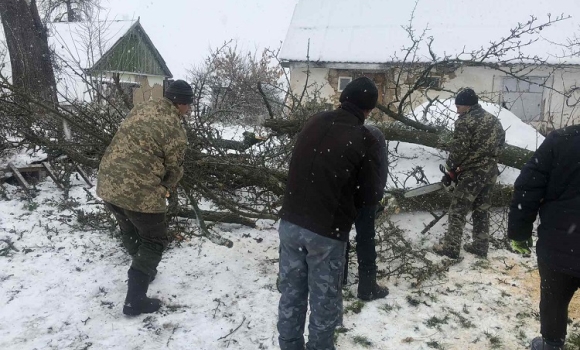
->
[[176, 209, 261, 228], [376, 103, 440, 133]]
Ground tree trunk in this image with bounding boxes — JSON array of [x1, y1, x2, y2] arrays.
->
[[0, 0, 58, 105], [175, 210, 260, 228], [65, 0, 75, 21], [263, 119, 535, 170], [378, 125, 535, 169]]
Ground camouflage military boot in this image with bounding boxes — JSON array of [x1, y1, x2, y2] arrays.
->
[[432, 243, 460, 259], [464, 242, 488, 258], [123, 268, 161, 316], [531, 337, 565, 349], [357, 269, 389, 301]]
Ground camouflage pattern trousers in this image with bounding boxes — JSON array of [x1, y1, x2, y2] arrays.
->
[[277, 220, 347, 350], [105, 202, 169, 277], [442, 166, 498, 256]]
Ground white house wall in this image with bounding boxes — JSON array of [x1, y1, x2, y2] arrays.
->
[[426, 65, 580, 130], [545, 67, 580, 128], [288, 65, 580, 130], [288, 67, 335, 104]]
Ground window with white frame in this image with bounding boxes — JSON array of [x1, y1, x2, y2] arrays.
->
[[338, 76, 352, 91]]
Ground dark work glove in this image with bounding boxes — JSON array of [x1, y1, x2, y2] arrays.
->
[[439, 164, 458, 188], [441, 170, 457, 187], [441, 172, 452, 187]]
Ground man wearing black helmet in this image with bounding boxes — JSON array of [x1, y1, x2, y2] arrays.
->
[[97, 79, 193, 316], [433, 88, 505, 259]]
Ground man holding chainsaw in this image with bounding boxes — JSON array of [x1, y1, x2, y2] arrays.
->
[[433, 88, 505, 259]]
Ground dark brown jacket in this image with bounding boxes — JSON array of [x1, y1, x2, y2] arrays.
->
[[279, 102, 382, 241]]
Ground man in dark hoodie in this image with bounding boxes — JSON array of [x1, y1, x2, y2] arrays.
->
[[277, 77, 383, 350], [508, 125, 580, 350], [433, 88, 505, 259]]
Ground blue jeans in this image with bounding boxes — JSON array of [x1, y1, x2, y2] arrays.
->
[[277, 220, 347, 350]]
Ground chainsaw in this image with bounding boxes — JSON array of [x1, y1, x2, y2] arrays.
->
[[403, 164, 457, 198]]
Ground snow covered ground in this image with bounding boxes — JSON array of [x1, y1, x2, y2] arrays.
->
[[1, 106, 578, 350], [0, 180, 538, 349], [1, 177, 578, 350]]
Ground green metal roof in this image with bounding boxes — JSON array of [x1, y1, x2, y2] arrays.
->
[[90, 20, 172, 77]]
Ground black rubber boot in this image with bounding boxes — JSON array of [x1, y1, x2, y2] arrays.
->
[[149, 268, 157, 283], [464, 242, 488, 258], [433, 243, 460, 259], [531, 337, 565, 350], [129, 252, 156, 283], [123, 268, 161, 316], [357, 270, 389, 301]]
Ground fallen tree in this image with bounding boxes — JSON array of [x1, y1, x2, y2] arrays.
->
[[265, 110, 536, 170], [1, 11, 573, 251]]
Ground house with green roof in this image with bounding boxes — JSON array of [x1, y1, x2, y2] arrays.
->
[[49, 18, 172, 106]]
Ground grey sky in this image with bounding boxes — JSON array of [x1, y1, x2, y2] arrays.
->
[[103, 0, 299, 79]]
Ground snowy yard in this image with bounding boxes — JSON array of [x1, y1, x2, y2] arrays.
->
[[0, 103, 578, 349], [1, 176, 578, 350]]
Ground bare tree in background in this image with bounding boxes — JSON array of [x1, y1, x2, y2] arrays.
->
[[0, 0, 58, 105], [188, 42, 285, 126], [38, 0, 101, 22]]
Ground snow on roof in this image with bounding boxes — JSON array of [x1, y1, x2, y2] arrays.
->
[[48, 20, 136, 103], [281, 0, 580, 65]]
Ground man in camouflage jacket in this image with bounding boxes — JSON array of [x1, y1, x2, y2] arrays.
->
[[97, 79, 192, 316], [434, 88, 505, 259]]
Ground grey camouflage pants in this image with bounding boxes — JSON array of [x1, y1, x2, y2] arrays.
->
[[277, 220, 347, 350], [442, 166, 497, 255]]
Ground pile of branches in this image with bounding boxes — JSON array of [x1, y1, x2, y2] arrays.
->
[[0, 43, 332, 247]]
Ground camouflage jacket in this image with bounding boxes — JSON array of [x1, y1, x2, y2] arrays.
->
[[446, 104, 505, 173], [97, 98, 188, 213]]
